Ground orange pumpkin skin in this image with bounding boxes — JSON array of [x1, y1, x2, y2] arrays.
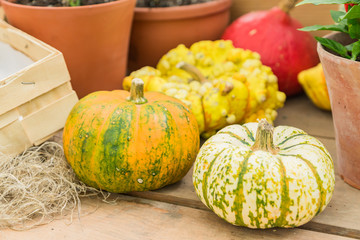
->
[[63, 80, 200, 193]]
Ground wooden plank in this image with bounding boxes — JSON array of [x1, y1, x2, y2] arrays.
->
[[274, 94, 334, 139], [17, 82, 74, 117], [0, 195, 355, 240], [0, 53, 71, 116], [0, 24, 51, 61], [22, 91, 78, 143], [128, 176, 360, 238], [0, 85, 77, 155], [0, 118, 32, 155], [127, 135, 360, 236], [313, 175, 360, 231], [34, 129, 64, 146], [301, 222, 360, 240], [130, 170, 360, 230], [0, 107, 18, 129], [0, 19, 63, 61], [229, 0, 339, 37]]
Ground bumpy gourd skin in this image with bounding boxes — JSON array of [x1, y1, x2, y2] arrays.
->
[[298, 64, 331, 111], [123, 40, 286, 137]]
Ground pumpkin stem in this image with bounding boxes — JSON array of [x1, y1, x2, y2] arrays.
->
[[278, 0, 299, 14], [127, 78, 148, 104], [176, 61, 208, 83], [251, 119, 279, 154], [176, 61, 234, 95]]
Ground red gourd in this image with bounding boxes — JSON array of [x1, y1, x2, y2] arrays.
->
[[345, 3, 356, 12], [222, 0, 319, 96]]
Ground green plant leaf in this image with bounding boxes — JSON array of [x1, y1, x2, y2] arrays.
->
[[299, 24, 348, 33], [315, 36, 351, 59], [69, 0, 80, 6], [345, 42, 354, 51], [297, 0, 360, 6], [351, 40, 360, 60], [341, 5, 360, 20], [348, 19, 360, 39], [339, 18, 348, 26], [331, 10, 346, 23]]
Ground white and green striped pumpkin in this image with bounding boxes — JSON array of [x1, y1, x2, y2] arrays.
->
[[193, 119, 335, 228]]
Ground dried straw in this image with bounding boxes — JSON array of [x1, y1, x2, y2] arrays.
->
[[0, 141, 103, 230]]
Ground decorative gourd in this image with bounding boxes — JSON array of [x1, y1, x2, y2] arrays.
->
[[345, 3, 357, 12], [221, 0, 319, 96], [298, 63, 331, 111], [193, 119, 335, 228], [63, 78, 199, 193], [123, 40, 286, 138]]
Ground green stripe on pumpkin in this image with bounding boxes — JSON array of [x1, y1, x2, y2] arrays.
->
[[243, 125, 255, 142], [280, 142, 332, 161], [151, 102, 182, 187], [277, 133, 307, 146], [232, 151, 253, 226], [281, 154, 326, 216], [202, 148, 227, 211], [275, 157, 290, 228], [159, 101, 199, 183], [95, 103, 136, 192], [74, 101, 131, 190], [218, 131, 251, 146], [208, 150, 235, 218]]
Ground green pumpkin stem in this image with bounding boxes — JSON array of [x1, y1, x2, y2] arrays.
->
[[127, 78, 148, 104], [251, 119, 279, 154]]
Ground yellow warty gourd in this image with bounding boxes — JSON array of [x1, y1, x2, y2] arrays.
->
[[298, 63, 331, 111], [123, 40, 286, 137]]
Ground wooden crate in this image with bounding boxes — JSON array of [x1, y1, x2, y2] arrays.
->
[[0, 19, 78, 155]]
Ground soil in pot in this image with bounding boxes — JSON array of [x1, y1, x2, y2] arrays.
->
[[136, 0, 212, 7], [11, 0, 115, 6]]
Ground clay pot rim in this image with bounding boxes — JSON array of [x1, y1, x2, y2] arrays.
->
[[134, 0, 232, 21], [0, 0, 130, 10], [317, 32, 359, 65]]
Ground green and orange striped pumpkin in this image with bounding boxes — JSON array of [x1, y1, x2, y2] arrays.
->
[[63, 78, 200, 193], [193, 119, 335, 228]]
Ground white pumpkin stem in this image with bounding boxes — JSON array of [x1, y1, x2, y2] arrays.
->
[[278, 0, 299, 14], [251, 119, 279, 154], [127, 78, 148, 104]]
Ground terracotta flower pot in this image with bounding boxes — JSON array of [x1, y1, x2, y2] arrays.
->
[[1, 0, 135, 98], [317, 32, 360, 189], [128, 0, 232, 72]]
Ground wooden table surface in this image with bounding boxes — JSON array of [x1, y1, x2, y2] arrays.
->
[[1, 94, 359, 240]]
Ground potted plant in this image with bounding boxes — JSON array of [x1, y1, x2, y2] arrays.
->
[[128, 0, 232, 72], [1, 0, 136, 98], [297, 0, 360, 189]]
